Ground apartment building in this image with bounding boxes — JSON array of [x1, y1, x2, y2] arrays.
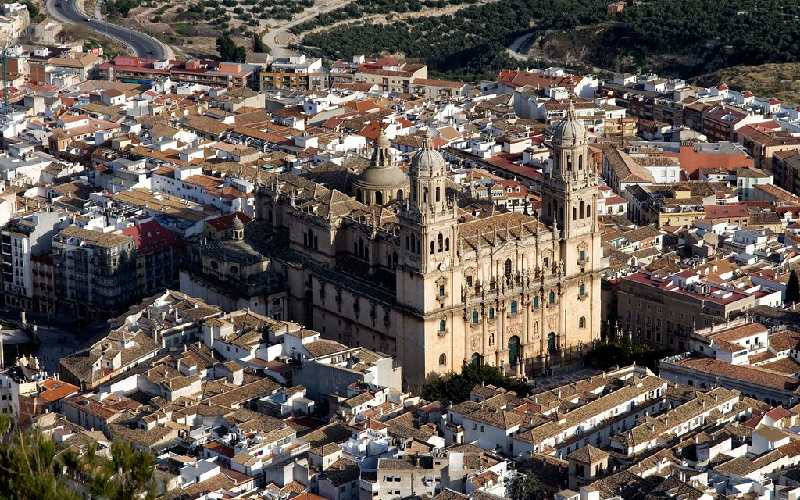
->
[[259, 55, 326, 91], [121, 219, 184, 298], [0, 211, 67, 313], [51, 225, 137, 317], [97, 57, 259, 89], [610, 270, 755, 351]]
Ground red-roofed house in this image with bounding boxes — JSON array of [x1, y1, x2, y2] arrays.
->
[[122, 219, 184, 297], [703, 203, 749, 225]]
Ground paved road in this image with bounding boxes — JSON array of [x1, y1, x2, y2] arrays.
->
[[507, 31, 535, 61], [263, 0, 352, 58], [47, 0, 170, 59]]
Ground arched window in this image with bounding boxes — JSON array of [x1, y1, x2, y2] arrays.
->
[[533, 296, 539, 309], [397, 189, 403, 201], [549, 291, 556, 304], [580, 283, 586, 296], [579, 316, 586, 328], [489, 332, 495, 345], [578, 155, 583, 170], [423, 188, 429, 203], [587, 204, 591, 217], [437, 233, 443, 252], [435, 186, 441, 202], [405, 235, 410, 251], [566, 154, 572, 171], [504, 258, 512, 277], [375, 191, 384, 205], [510, 300, 518, 315], [573, 206, 577, 221], [445, 237, 449, 251], [430, 241, 435, 255], [580, 200, 585, 218], [439, 353, 447, 366], [472, 310, 479, 324], [489, 307, 495, 319], [438, 318, 446, 332]]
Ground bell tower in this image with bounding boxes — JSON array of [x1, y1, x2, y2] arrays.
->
[[396, 130, 463, 381], [542, 101, 602, 276], [398, 132, 458, 276], [541, 102, 597, 237]]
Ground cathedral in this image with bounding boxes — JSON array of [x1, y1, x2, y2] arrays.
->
[[251, 103, 605, 389]]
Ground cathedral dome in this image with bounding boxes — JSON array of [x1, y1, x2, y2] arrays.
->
[[411, 133, 446, 177], [553, 101, 586, 147], [357, 130, 408, 188], [360, 164, 408, 187]]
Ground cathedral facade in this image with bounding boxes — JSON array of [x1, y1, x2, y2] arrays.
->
[[252, 104, 604, 389]]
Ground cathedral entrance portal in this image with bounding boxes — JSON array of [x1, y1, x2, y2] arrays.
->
[[547, 332, 557, 353], [508, 336, 520, 366]]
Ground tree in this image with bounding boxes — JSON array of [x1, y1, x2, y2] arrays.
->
[[216, 34, 246, 62], [87, 441, 156, 500], [0, 414, 155, 499], [252, 32, 268, 53], [421, 361, 530, 404], [583, 339, 672, 371], [510, 472, 549, 500], [787, 269, 800, 305]]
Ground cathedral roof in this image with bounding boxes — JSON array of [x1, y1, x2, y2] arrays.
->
[[261, 173, 399, 231], [458, 212, 548, 251]]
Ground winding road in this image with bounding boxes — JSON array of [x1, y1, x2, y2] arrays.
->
[[46, 0, 172, 59], [508, 31, 535, 61], [262, 0, 352, 58]]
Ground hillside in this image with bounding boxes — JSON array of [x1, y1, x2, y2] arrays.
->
[[695, 63, 800, 106], [296, 0, 800, 81]]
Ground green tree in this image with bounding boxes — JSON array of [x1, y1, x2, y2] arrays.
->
[[253, 32, 268, 53], [421, 361, 529, 404], [87, 441, 156, 500], [787, 269, 800, 305], [584, 339, 672, 371], [0, 414, 155, 500], [510, 472, 549, 500], [217, 34, 246, 62]]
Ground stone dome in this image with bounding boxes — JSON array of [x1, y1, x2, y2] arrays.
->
[[553, 101, 586, 147], [411, 133, 446, 177], [358, 131, 408, 188], [360, 164, 409, 187]]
